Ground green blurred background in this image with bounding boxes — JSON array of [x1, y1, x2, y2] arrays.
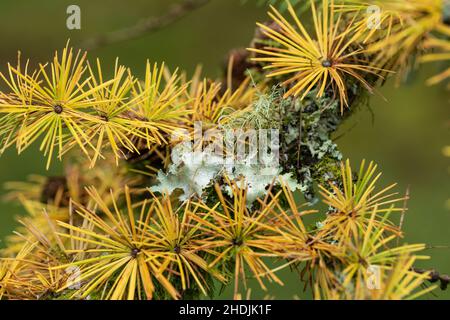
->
[[0, 0, 448, 299]]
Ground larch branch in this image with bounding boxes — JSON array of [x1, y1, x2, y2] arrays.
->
[[82, 0, 211, 50]]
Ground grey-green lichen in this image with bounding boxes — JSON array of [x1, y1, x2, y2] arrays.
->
[[151, 87, 346, 205], [151, 140, 301, 206]]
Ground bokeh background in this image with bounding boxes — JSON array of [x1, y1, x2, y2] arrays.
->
[[0, 0, 448, 299]]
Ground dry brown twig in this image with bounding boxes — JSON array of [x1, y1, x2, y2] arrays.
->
[[82, 0, 211, 50], [412, 267, 450, 291]]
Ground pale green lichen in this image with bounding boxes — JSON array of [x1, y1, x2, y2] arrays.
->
[[152, 87, 345, 205], [151, 141, 224, 201], [151, 140, 301, 206]]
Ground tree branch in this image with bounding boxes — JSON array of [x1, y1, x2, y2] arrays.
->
[[81, 0, 211, 50], [412, 267, 450, 290]]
